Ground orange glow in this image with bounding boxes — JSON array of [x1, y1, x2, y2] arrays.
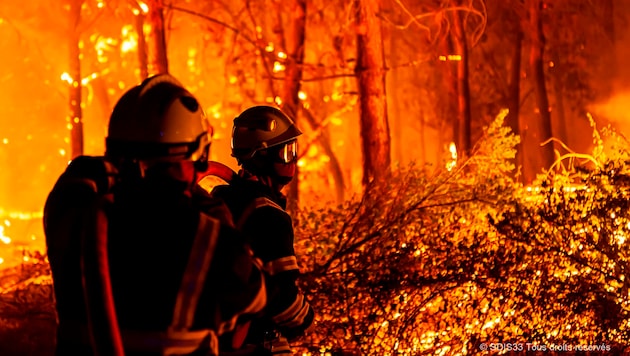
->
[[446, 142, 457, 171], [439, 54, 462, 61], [273, 61, 285, 72], [137, 1, 149, 14]]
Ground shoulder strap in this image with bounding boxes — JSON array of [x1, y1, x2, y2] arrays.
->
[[236, 197, 284, 231], [80, 187, 125, 355], [171, 212, 221, 331]]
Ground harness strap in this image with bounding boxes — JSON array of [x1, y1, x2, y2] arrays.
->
[[171, 212, 221, 331]]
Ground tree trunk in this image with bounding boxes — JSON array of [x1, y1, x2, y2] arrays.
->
[[600, 0, 616, 95], [145, 0, 168, 75], [69, 0, 84, 159], [280, 0, 306, 213], [440, 27, 458, 159], [550, 45, 567, 151], [507, 26, 523, 179], [354, 0, 391, 186], [524, 0, 554, 183], [451, 9, 472, 157], [389, 31, 403, 165], [134, 9, 149, 80], [602, 0, 615, 45]]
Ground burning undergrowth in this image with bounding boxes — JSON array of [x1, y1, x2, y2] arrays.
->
[[292, 114, 630, 355], [1, 113, 630, 355], [0, 252, 55, 355]]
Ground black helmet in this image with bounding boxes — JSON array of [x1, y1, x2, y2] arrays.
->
[[105, 74, 211, 168], [231, 106, 302, 163]]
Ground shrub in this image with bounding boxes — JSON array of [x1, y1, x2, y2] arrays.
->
[[293, 111, 629, 355]]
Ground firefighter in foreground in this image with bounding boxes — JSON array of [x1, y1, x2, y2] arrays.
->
[[44, 73, 266, 355], [211, 106, 315, 355]]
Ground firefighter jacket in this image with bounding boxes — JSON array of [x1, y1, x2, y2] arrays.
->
[[210, 177, 314, 345], [43, 156, 267, 356]]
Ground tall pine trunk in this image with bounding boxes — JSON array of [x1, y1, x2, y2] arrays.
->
[[389, 31, 403, 165], [525, 0, 554, 183], [451, 9, 472, 157], [550, 45, 567, 150], [68, 0, 84, 159], [354, 0, 390, 186], [508, 26, 523, 179], [281, 0, 306, 214], [145, 0, 168, 75], [440, 28, 458, 160], [134, 6, 149, 80]]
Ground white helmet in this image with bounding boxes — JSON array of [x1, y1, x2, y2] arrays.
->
[[105, 74, 211, 168]]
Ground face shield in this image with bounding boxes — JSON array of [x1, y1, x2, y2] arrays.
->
[[275, 140, 298, 164]]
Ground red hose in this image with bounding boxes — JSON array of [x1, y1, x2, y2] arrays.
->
[[197, 161, 238, 184]]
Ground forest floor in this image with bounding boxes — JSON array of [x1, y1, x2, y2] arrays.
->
[[0, 262, 56, 356]]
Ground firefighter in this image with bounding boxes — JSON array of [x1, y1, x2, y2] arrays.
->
[[44, 74, 266, 356], [210, 106, 314, 355]]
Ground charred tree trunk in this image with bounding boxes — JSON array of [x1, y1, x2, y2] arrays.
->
[[354, 0, 390, 186], [601, 0, 615, 49], [600, 0, 616, 95], [389, 30, 403, 165], [68, 0, 84, 159], [507, 27, 523, 178], [550, 45, 567, 150], [134, 8, 149, 80], [281, 0, 306, 213], [145, 0, 168, 75], [524, 0, 554, 183], [440, 28, 458, 159], [451, 9, 472, 157]]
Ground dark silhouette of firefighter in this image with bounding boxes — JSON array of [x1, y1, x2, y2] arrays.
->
[[210, 106, 314, 355], [44, 74, 267, 356]]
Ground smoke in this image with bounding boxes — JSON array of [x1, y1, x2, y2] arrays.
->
[[590, 91, 630, 137], [587, 2, 630, 138]]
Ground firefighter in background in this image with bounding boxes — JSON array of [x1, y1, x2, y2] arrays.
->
[[211, 106, 314, 355], [44, 74, 266, 356]]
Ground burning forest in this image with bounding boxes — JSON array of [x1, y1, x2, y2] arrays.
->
[[1, 0, 630, 355]]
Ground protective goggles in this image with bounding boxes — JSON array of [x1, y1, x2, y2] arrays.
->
[[187, 126, 213, 162], [274, 140, 298, 164]]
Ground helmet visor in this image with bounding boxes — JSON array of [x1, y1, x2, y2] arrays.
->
[[277, 140, 298, 164], [190, 127, 212, 163]]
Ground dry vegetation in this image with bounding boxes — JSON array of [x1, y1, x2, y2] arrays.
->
[[2, 114, 629, 355], [292, 113, 630, 355]]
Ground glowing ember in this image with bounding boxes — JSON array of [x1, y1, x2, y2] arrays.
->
[[0, 225, 10, 245], [137, 1, 149, 14], [446, 142, 458, 171]]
